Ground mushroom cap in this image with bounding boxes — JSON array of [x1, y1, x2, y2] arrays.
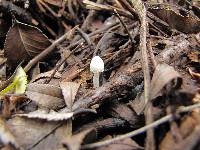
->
[[90, 56, 104, 73]]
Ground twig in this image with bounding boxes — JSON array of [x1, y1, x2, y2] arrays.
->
[[45, 27, 91, 84], [83, 0, 134, 19], [38, 0, 58, 17], [67, 22, 119, 50], [76, 27, 92, 48], [68, 0, 77, 19], [147, 40, 157, 70], [145, 103, 155, 150], [113, 9, 135, 45], [24, 27, 76, 72], [118, 2, 151, 148], [44, 54, 71, 84], [119, 0, 150, 105], [81, 103, 200, 149], [81, 0, 104, 31]]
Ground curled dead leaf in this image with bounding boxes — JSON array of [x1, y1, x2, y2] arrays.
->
[[26, 83, 65, 109]]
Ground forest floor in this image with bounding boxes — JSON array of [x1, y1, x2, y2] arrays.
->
[[0, 0, 200, 150]]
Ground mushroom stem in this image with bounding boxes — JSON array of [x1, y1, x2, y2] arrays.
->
[[93, 72, 100, 88]]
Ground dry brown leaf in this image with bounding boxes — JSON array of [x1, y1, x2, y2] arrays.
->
[[4, 19, 51, 68], [150, 63, 182, 99], [31, 123, 72, 150], [26, 83, 65, 109], [109, 103, 140, 127], [26, 91, 65, 110], [63, 129, 96, 150], [130, 63, 182, 114], [15, 109, 73, 121], [188, 51, 200, 63], [60, 81, 80, 109], [148, 4, 200, 33], [160, 112, 200, 150], [7, 116, 59, 149], [27, 83, 62, 98], [0, 118, 19, 149], [96, 138, 143, 150], [30, 70, 62, 83], [188, 68, 200, 81]]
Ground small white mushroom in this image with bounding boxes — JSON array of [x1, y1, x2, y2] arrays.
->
[[90, 56, 104, 88]]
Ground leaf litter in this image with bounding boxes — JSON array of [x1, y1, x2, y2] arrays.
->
[[0, 0, 199, 150]]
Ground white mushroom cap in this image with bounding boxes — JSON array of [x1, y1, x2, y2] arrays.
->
[[90, 56, 104, 73]]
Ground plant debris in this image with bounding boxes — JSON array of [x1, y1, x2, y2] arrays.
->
[[0, 0, 199, 150]]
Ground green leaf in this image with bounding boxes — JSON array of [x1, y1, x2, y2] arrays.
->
[[14, 66, 27, 94], [0, 66, 27, 97], [0, 79, 18, 96]]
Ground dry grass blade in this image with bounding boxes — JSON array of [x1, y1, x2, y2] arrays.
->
[[16, 110, 73, 121]]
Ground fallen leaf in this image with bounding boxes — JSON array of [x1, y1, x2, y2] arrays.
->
[[7, 116, 59, 149], [150, 63, 182, 99], [4, 19, 51, 68], [14, 66, 27, 94], [160, 112, 200, 150], [60, 81, 80, 109], [148, 4, 200, 33], [0, 117, 19, 149], [30, 70, 61, 83], [188, 68, 200, 81], [109, 103, 140, 127], [63, 129, 96, 150], [96, 138, 143, 150], [0, 66, 27, 96], [25, 83, 65, 109], [31, 123, 72, 150], [27, 83, 62, 98], [130, 63, 182, 114], [2, 95, 27, 118], [25, 91, 64, 110], [188, 51, 200, 63]]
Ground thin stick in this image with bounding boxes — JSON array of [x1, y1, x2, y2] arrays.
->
[[147, 40, 157, 70], [76, 27, 92, 47], [83, 0, 133, 19], [67, 22, 119, 50], [114, 9, 135, 45], [81, 103, 200, 149], [45, 26, 92, 84], [24, 27, 76, 72]]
